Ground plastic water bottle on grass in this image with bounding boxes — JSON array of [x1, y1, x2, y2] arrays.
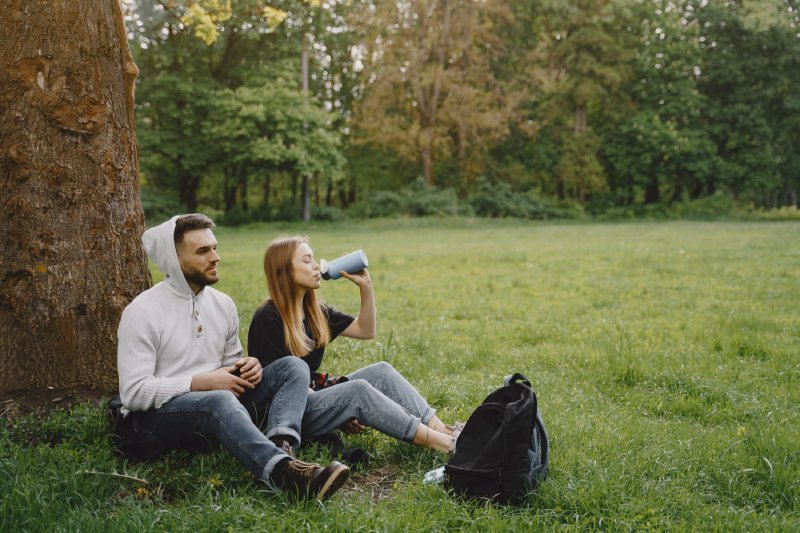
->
[[423, 466, 446, 485]]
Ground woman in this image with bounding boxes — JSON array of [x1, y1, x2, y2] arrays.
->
[[248, 235, 459, 453]]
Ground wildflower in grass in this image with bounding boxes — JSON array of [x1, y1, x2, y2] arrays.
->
[[208, 475, 224, 488], [135, 486, 151, 499], [738, 426, 747, 436]]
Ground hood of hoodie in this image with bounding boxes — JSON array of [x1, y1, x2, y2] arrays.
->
[[142, 215, 194, 297]]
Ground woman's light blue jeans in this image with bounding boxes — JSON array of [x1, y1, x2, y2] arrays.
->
[[301, 361, 437, 443], [129, 356, 310, 480]]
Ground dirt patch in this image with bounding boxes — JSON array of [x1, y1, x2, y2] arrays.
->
[[0, 386, 108, 420], [344, 464, 404, 504]]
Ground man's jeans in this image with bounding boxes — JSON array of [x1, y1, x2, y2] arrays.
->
[[302, 361, 437, 442], [130, 357, 310, 480]]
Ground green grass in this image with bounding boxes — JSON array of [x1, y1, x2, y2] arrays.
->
[[3, 218, 799, 531]]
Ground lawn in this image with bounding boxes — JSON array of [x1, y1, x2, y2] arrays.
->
[[2, 218, 799, 531]]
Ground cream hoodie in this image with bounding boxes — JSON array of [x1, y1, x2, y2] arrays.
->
[[117, 216, 243, 414]]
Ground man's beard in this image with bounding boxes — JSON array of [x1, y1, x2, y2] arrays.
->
[[183, 267, 218, 288]]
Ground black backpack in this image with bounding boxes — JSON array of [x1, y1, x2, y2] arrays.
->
[[444, 373, 549, 504], [106, 395, 172, 460], [107, 395, 208, 460]]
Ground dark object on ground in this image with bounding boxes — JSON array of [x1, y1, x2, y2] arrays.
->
[[444, 373, 549, 504], [107, 394, 210, 460], [301, 431, 370, 469]]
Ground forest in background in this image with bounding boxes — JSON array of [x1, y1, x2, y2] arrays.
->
[[125, 0, 800, 223]]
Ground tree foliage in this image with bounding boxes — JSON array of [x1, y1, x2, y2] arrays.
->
[[602, 0, 717, 206], [129, 0, 344, 219], [693, 0, 800, 206], [127, 0, 800, 218], [352, 0, 519, 187]]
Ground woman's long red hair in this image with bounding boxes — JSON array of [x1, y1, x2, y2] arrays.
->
[[263, 236, 330, 356]]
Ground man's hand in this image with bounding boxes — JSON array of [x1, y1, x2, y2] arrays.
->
[[341, 418, 366, 434], [235, 357, 263, 385], [191, 367, 254, 397]]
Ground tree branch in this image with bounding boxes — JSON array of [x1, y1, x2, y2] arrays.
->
[[77, 470, 149, 484], [154, 0, 182, 21]]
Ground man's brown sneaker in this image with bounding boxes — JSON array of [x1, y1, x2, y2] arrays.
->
[[271, 458, 350, 500]]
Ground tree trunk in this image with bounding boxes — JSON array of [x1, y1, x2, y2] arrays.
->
[[0, 0, 151, 394], [302, 175, 311, 222], [574, 105, 588, 135], [223, 172, 237, 213], [179, 172, 200, 212], [325, 177, 333, 206], [301, 30, 311, 222], [421, 135, 434, 186], [670, 184, 684, 204], [784, 185, 797, 207], [240, 175, 248, 212], [291, 174, 299, 202], [644, 176, 660, 204], [263, 173, 271, 213], [556, 178, 565, 200]]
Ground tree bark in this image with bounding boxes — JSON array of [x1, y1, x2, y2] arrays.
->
[[240, 175, 249, 212], [302, 175, 311, 221], [410, 0, 452, 187], [644, 175, 660, 204], [301, 30, 311, 222], [574, 105, 587, 135], [262, 173, 271, 212], [223, 171, 236, 212], [421, 140, 434, 186], [178, 170, 200, 212], [0, 0, 151, 394]]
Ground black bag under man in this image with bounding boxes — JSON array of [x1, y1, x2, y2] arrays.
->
[[444, 373, 549, 504]]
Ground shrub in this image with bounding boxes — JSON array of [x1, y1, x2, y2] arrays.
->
[[405, 186, 460, 216], [140, 188, 184, 226], [272, 200, 303, 222], [249, 203, 272, 222], [641, 201, 672, 220], [595, 206, 638, 220], [748, 205, 800, 221], [468, 178, 572, 220], [222, 202, 346, 224], [349, 178, 461, 218], [311, 205, 347, 222], [544, 198, 585, 219], [470, 179, 526, 218], [218, 205, 252, 226], [671, 191, 736, 218], [348, 177, 590, 220], [351, 190, 406, 218]]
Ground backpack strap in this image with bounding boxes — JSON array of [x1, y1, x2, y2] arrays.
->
[[503, 373, 532, 388]]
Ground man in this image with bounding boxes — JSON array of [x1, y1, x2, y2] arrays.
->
[[117, 214, 349, 500]]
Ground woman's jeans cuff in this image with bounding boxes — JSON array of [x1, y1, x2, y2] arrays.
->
[[420, 407, 436, 426], [266, 426, 301, 447], [403, 417, 422, 442]]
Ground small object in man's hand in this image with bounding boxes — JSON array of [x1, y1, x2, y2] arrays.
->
[[230, 365, 241, 377]]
